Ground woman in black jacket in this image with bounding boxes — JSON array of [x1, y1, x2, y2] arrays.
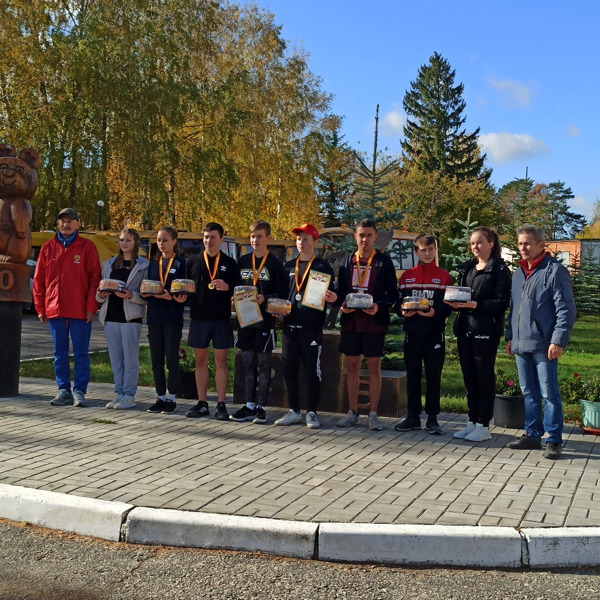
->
[[446, 227, 512, 441]]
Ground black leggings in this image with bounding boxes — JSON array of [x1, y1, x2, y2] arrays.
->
[[147, 324, 182, 397], [457, 333, 500, 427]]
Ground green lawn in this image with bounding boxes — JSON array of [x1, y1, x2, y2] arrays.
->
[[20, 315, 600, 423]]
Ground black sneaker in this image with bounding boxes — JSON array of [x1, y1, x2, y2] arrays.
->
[[215, 402, 229, 421], [161, 401, 177, 414], [394, 416, 421, 432], [147, 399, 166, 413], [544, 442, 563, 460], [253, 406, 267, 424], [506, 434, 542, 450], [425, 416, 442, 435], [185, 402, 210, 418], [230, 405, 256, 422]]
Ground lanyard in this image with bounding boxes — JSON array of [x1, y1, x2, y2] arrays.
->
[[159, 254, 175, 286], [354, 250, 375, 287], [295, 255, 315, 294], [204, 251, 220, 283], [252, 251, 269, 286]]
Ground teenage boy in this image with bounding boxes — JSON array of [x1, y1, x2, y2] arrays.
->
[[274, 223, 337, 429], [185, 222, 239, 420], [395, 234, 452, 434], [231, 220, 286, 424], [33, 208, 101, 407], [335, 218, 398, 431]]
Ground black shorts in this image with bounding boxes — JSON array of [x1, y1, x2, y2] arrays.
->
[[235, 327, 277, 353], [339, 331, 386, 357], [188, 319, 233, 350]]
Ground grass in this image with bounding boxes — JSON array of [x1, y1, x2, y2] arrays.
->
[[20, 315, 600, 423]]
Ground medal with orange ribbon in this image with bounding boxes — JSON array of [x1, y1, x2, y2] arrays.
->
[[252, 251, 269, 287], [294, 255, 315, 301], [159, 254, 175, 289], [204, 251, 220, 290], [354, 250, 374, 289]]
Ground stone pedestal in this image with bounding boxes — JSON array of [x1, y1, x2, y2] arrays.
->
[[0, 302, 23, 396], [341, 368, 407, 418]]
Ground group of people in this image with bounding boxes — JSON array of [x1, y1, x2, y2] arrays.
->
[[32, 209, 576, 460]]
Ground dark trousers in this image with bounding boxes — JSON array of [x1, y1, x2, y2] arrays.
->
[[404, 330, 445, 418], [282, 326, 322, 413], [457, 333, 500, 427], [147, 324, 182, 396], [241, 349, 272, 407]]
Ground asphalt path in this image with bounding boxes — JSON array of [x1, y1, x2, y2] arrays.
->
[[1, 520, 599, 600]]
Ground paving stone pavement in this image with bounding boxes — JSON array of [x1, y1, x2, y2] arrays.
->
[[1, 377, 599, 528]]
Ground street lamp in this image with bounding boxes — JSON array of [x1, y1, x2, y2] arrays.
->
[[97, 200, 105, 230]]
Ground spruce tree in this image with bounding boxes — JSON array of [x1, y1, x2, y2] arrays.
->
[[402, 52, 489, 183]]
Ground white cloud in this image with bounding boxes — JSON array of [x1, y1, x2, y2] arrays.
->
[[478, 132, 549, 164], [570, 194, 593, 219], [487, 77, 534, 108], [567, 124, 581, 137], [380, 107, 406, 136]]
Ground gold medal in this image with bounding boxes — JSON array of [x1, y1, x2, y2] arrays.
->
[[204, 251, 220, 290], [354, 250, 375, 288], [208, 282, 216, 290]]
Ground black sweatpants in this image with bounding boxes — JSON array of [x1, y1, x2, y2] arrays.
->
[[404, 330, 445, 418], [457, 333, 500, 427], [147, 324, 182, 397], [282, 326, 322, 413]]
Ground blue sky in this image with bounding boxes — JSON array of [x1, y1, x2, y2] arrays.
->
[[251, 0, 599, 220]]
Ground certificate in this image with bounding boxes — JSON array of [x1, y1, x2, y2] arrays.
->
[[301, 270, 331, 311], [234, 288, 263, 328]]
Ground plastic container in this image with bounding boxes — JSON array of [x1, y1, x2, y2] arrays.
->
[[170, 279, 196, 296], [266, 298, 292, 316], [98, 279, 125, 293], [140, 279, 164, 295], [443, 286, 472, 302], [401, 297, 430, 311], [345, 291, 374, 309]]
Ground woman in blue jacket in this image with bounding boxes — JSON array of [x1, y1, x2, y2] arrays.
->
[[447, 227, 512, 442]]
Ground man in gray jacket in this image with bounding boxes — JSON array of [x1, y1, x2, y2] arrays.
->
[[505, 224, 576, 459]]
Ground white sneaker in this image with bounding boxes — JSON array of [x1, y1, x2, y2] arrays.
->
[[465, 423, 492, 442], [336, 411, 358, 427], [114, 397, 136, 410], [306, 411, 320, 429], [274, 409, 303, 426], [72, 390, 86, 407], [453, 420, 476, 439], [368, 412, 383, 431], [106, 395, 123, 409]]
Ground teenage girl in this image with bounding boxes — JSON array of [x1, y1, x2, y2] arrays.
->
[[96, 229, 148, 409], [141, 226, 187, 414], [447, 227, 512, 441]]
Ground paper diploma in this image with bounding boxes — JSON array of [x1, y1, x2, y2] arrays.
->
[[301, 270, 331, 311], [234, 289, 263, 328]]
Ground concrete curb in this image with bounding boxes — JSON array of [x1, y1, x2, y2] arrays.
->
[[0, 484, 132, 541], [3, 485, 600, 568]]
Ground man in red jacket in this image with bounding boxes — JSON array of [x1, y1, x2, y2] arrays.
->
[[33, 208, 101, 407]]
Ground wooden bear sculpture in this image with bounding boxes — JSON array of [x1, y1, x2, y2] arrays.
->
[[0, 144, 39, 264]]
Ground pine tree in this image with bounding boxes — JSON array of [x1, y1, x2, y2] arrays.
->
[[402, 52, 489, 183]]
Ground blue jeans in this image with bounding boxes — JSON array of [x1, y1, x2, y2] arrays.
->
[[515, 352, 563, 444], [48, 317, 92, 393]]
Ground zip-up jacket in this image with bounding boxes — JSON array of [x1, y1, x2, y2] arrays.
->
[[336, 250, 398, 328], [452, 257, 511, 339], [397, 261, 452, 334], [505, 252, 575, 353], [33, 232, 101, 319], [96, 256, 149, 325]]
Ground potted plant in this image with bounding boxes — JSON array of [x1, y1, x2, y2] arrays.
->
[[561, 372, 600, 433], [178, 344, 198, 399], [493, 364, 525, 429]]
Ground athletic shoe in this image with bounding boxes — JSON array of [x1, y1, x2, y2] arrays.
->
[[394, 416, 421, 432], [336, 411, 358, 427], [50, 389, 73, 406], [230, 405, 256, 422], [544, 442, 563, 460], [253, 406, 267, 424], [160, 401, 177, 414], [72, 390, 86, 408], [453, 421, 476, 439], [185, 401, 210, 418], [147, 399, 166, 413], [506, 434, 542, 450], [215, 402, 229, 421], [368, 412, 383, 431], [306, 411, 320, 429], [274, 409, 303, 426], [106, 395, 123, 409], [465, 423, 491, 442], [425, 416, 442, 435], [114, 397, 136, 410]]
